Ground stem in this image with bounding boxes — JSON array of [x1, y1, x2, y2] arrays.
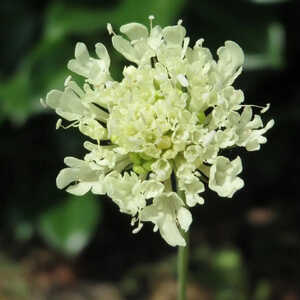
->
[[177, 230, 189, 300], [176, 186, 189, 300]]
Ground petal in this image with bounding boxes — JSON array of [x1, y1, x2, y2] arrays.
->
[[217, 41, 244, 70], [112, 35, 139, 64], [56, 168, 79, 189], [95, 42, 110, 69], [140, 180, 164, 198], [184, 145, 202, 162], [265, 119, 275, 130], [65, 79, 85, 98], [217, 41, 244, 85], [68, 42, 90, 77], [177, 74, 189, 87], [45, 90, 63, 109], [91, 178, 106, 195], [177, 207, 192, 232], [148, 25, 163, 50], [120, 23, 148, 41], [186, 193, 205, 207], [79, 119, 106, 140], [159, 214, 186, 247], [66, 182, 92, 196], [240, 106, 253, 126], [75, 42, 89, 61], [64, 156, 86, 168], [46, 88, 86, 121], [151, 159, 172, 181], [231, 156, 243, 176], [162, 25, 186, 46], [209, 156, 244, 198]]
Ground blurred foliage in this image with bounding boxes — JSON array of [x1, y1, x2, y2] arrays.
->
[[38, 193, 101, 257], [192, 246, 248, 300], [119, 245, 272, 300]]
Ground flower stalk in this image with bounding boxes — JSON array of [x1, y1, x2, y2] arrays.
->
[[178, 230, 189, 300], [176, 185, 189, 300]]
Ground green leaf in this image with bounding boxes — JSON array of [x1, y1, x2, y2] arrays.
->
[[38, 193, 101, 257]]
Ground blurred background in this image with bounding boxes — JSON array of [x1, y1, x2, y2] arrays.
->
[[0, 0, 299, 299]]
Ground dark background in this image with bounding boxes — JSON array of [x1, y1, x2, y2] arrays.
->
[[0, 0, 299, 299]]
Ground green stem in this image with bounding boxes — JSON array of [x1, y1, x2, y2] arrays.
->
[[175, 182, 190, 300], [177, 230, 189, 300]]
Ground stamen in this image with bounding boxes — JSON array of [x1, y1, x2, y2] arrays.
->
[[132, 222, 143, 234], [56, 119, 80, 130], [240, 103, 271, 113], [195, 38, 204, 47], [56, 119, 62, 129], [261, 103, 270, 113], [64, 75, 72, 87], [149, 15, 155, 30], [107, 23, 116, 36], [181, 37, 190, 59], [131, 217, 137, 226]]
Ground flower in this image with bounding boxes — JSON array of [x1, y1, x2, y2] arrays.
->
[[44, 17, 274, 247]]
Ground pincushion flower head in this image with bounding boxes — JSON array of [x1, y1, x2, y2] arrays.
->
[[44, 17, 274, 247]]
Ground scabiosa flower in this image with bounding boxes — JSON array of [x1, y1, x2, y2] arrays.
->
[[44, 17, 274, 247]]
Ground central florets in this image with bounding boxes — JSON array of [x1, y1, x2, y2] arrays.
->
[[107, 64, 197, 167]]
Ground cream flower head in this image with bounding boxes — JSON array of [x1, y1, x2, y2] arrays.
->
[[44, 17, 274, 247]]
